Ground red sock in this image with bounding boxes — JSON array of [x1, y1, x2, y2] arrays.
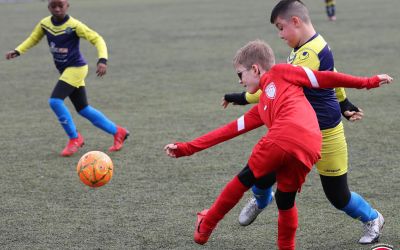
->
[[277, 204, 298, 250], [201, 176, 249, 232]]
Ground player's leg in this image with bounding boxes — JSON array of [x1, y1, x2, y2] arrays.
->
[[194, 165, 253, 245], [275, 190, 297, 250], [194, 139, 284, 245], [318, 122, 384, 244], [275, 154, 311, 250], [325, 0, 336, 21], [65, 65, 129, 152], [49, 80, 84, 156], [238, 173, 275, 226], [70, 86, 117, 134], [320, 174, 384, 244]]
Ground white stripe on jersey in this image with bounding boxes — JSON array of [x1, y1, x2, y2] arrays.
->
[[237, 115, 245, 131], [301, 66, 319, 88]]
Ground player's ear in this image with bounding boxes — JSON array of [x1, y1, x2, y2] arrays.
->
[[251, 64, 260, 75], [291, 16, 301, 26]]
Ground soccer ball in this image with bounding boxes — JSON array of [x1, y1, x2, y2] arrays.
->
[[76, 151, 113, 188]]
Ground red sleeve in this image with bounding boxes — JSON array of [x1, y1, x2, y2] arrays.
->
[[174, 105, 263, 157], [272, 64, 381, 89]]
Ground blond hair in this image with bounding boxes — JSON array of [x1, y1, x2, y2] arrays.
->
[[233, 39, 275, 71]]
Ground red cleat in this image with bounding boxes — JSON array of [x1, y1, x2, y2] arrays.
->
[[109, 126, 129, 152], [194, 209, 212, 245], [61, 133, 84, 157]]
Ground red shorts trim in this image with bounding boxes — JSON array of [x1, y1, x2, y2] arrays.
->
[[248, 139, 311, 192]]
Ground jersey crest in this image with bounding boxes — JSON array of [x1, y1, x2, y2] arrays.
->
[[298, 50, 310, 61], [265, 82, 276, 99]]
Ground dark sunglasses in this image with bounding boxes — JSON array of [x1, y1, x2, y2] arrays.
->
[[237, 69, 248, 81]]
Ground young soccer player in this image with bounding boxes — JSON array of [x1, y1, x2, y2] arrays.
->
[[164, 40, 392, 249], [5, 0, 129, 156], [325, 0, 336, 21], [222, 0, 384, 244]]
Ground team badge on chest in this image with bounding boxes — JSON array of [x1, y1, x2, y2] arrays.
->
[[265, 82, 276, 99]]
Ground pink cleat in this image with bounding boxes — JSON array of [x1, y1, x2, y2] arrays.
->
[[61, 133, 84, 157], [194, 209, 213, 245], [109, 126, 129, 152]]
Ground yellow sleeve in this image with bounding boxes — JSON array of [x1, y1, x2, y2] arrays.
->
[[333, 68, 347, 101], [75, 21, 108, 60], [245, 89, 262, 104], [15, 22, 44, 55]]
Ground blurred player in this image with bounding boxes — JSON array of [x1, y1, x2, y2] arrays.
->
[[5, 0, 129, 156], [325, 0, 336, 21], [223, 0, 384, 244], [164, 40, 392, 249]]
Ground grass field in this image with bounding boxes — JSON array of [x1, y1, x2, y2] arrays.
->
[[0, 0, 399, 249]]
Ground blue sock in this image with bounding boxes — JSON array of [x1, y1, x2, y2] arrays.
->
[[79, 105, 117, 135], [341, 192, 378, 223], [252, 186, 273, 209], [49, 98, 78, 139]]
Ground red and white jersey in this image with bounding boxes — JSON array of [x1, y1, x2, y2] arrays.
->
[[175, 63, 380, 169], [257, 64, 321, 169]]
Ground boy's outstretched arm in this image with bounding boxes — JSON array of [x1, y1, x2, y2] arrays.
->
[[164, 105, 264, 158], [5, 22, 44, 60], [274, 64, 393, 89]]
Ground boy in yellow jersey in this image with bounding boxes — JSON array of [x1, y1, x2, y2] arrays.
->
[[223, 0, 383, 245], [5, 0, 129, 156]]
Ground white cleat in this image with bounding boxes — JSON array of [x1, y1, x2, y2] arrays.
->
[[238, 192, 274, 226], [359, 211, 385, 244]]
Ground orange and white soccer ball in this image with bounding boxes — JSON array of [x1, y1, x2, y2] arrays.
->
[[76, 151, 113, 188]]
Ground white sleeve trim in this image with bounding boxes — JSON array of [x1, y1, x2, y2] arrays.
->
[[301, 66, 319, 88], [237, 115, 245, 131]]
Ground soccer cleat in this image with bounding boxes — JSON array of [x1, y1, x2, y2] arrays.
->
[[238, 192, 274, 226], [109, 126, 129, 152], [61, 133, 84, 157], [359, 211, 385, 244], [194, 209, 212, 245]]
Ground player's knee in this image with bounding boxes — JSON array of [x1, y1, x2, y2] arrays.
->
[[78, 105, 91, 115], [48, 98, 64, 110], [237, 165, 256, 188], [326, 192, 349, 209], [275, 189, 296, 210]]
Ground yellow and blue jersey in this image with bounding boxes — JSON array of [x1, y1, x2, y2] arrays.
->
[[287, 33, 345, 130], [15, 15, 108, 73]]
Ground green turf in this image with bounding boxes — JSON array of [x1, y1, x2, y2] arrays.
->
[[0, 0, 399, 249]]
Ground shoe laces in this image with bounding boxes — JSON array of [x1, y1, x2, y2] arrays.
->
[[362, 220, 378, 236], [245, 198, 259, 213]]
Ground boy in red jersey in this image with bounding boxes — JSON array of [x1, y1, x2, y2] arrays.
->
[[164, 40, 392, 249]]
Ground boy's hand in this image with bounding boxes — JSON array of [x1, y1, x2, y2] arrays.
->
[[377, 74, 393, 86], [164, 144, 179, 158], [221, 97, 232, 109], [164, 142, 192, 158], [96, 63, 107, 77], [5, 50, 19, 60], [222, 92, 249, 108], [339, 98, 364, 122], [344, 108, 364, 122]]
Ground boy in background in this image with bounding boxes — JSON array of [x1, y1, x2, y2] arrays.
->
[[6, 0, 129, 156], [325, 0, 336, 21]]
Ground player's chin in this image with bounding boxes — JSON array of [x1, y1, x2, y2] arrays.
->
[[246, 87, 258, 94]]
